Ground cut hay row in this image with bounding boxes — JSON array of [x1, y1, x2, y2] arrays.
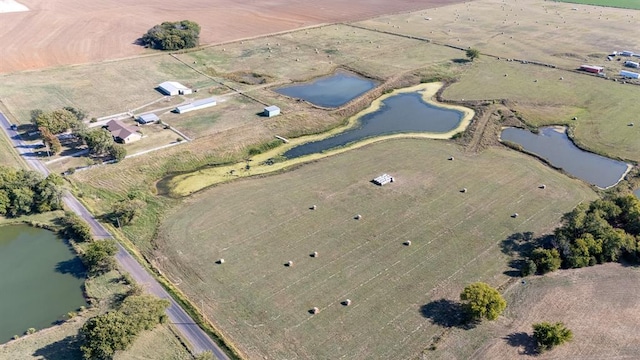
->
[[156, 139, 596, 359]]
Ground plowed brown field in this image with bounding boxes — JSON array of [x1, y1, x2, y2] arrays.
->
[[0, 0, 464, 74]]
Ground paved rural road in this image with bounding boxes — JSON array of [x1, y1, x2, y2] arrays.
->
[[0, 112, 229, 359]]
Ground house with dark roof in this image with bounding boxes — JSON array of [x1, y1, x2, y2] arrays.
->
[[106, 120, 142, 144]]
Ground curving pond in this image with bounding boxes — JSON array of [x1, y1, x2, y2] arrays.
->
[[501, 127, 630, 188], [275, 72, 377, 108], [283, 92, 464, 159], [0, 225, 87, 343]]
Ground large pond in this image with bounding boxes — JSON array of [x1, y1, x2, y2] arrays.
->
[[284, 92, 464, 159], [501, 127, 629, 188], [275, 72, 377, 108], [0, 225, 87, 343]]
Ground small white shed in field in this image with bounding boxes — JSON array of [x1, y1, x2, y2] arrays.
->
[[373, 174, 394, 186], [263, 106, 280, 117]]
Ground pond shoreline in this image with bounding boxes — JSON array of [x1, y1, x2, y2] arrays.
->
[[165, 82, 475, 197], [499, 125, 632, 189]]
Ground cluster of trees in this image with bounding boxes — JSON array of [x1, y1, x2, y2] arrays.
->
[[459, 283, 572, 353], [79, 294, 169, 359], [141, 20, 200, 50], [82, 128, 127, 162], [0, 167, 63, 217], [30, 107, 85, 135], [30, 107, 126, 161], [60, 212, 93, 242], [533, 322, 573, 352], [524, 195, 640, 275], [459, 282, 507, 321]]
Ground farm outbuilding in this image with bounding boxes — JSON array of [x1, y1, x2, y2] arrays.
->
[[106, 120, 142, 144], [158, 81, 192, 96], [579, 65, 604, 74], [624, 61, 640, 69], [620, 70, 640, 79], [137, 113, 159, 124], [175, 97, 217, 114], [372, 173, 394, 186], [263, 105, 280, 117]]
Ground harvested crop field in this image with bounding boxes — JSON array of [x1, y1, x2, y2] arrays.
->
[[435, 263, 640, 359], [155, 138, 595, 359], [0, 0, 467, 74]]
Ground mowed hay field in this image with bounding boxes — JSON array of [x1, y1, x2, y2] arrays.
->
[[437, 263, 640, 359], [442, 59, 640, 162], [357, 0, 640, 70], [176, 24, 462, 84], [155, 139, 596, 359]]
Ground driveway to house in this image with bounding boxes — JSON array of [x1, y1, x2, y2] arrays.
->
[[0, 112, 230, 359]]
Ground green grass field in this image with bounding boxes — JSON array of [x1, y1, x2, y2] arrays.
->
[[443, 59, 640, 162], [154, 138, 595, 359], [555, 0, 640, 10]]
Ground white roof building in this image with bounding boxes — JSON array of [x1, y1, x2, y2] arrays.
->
[[158, 81, 192, 96], [175, 97, 217, 114], [137, 113, 160, 124], [264, 105, 280, 117]]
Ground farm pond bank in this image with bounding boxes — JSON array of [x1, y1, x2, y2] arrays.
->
[[0, 225, 87, 343], [163, 82, 474, 197], [284, 91, 463, 159], [500, 126, 630, 189], [275, 71, 378, 108]]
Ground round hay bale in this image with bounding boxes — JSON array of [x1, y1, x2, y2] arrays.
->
[[355, 214, 362, 220], [342, 299, 352, 306], [286, 260, 293, 267], [560, 77, 564, 80], [311, 251, 318, 258], [512, 213, 519, 218], [311, 205, 317, 210], [404, 240, 412, 246], [461, 188, 467, 193], [539, 184, 547, 189], [310, 307, 319, 314], [572, 117, 578, 120], [448, 156, 455, 161], [629, 123, 635, 127], [217, 259, 225, 264]]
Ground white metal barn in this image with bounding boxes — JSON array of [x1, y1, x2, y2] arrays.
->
[[264, 105, 281, 117], [372, 173, 394, 186], [175, 97, 217, 114], [158, 81, 192, 96], [137, 113, 159, 124]]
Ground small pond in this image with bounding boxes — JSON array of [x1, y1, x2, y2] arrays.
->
[[0, 225, 87, 343], [283, 92, 464, 159], [275, 72, 377, 108], [501, 127, 629, 188]]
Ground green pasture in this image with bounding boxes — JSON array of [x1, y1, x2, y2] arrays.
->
[[555, 0, 640, 10], [155, 138, 595, 359], [443, 59, 640, 162]]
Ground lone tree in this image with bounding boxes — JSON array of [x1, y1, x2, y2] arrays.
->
[[460, 282, 506, 321], [141, 20, 200, 50], [466, 48, 480, 62], [532, 322, 573, 352]]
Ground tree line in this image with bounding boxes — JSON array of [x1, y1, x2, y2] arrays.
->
[[524, 195, 640, 275], [0, 166, 63, 217]]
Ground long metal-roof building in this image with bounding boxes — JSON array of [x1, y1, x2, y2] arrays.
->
[[175, 97, 217, 114]]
